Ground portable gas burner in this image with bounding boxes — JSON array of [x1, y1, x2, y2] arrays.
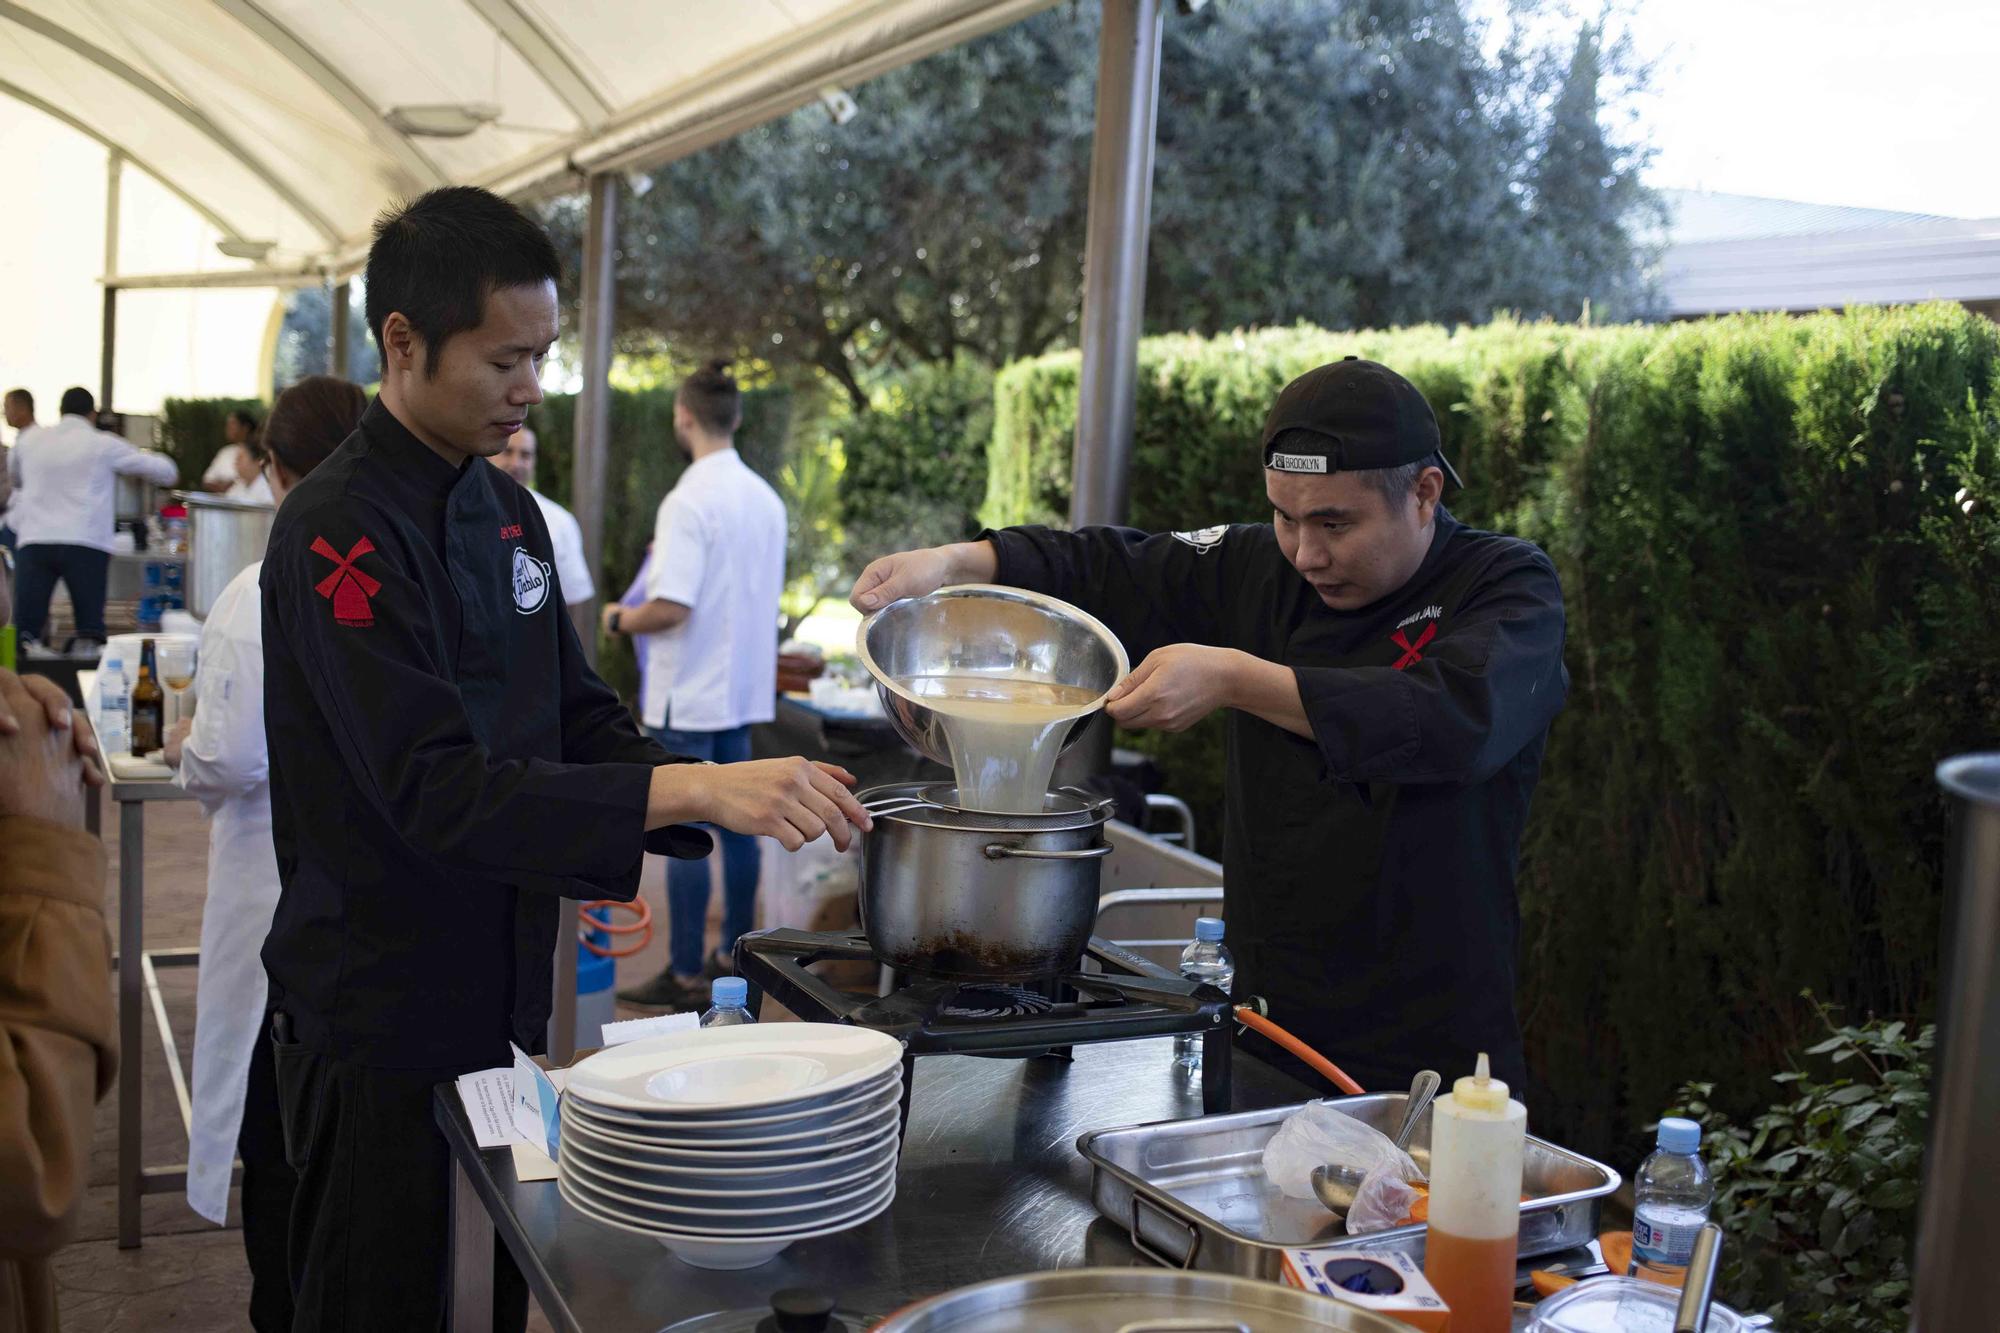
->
[[734, 928, 1236, 1136]]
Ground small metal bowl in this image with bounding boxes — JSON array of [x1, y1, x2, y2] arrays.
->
[[856, 585, 1131, 770]]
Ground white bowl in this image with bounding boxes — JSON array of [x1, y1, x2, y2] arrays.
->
[[560, 1157, 893, 1226], [565, 1023, 903, 1114], [561, 1097, 900, 1154], [558, 1173, 897, 1271], [561, 1133, 899, 1197], [565, 1072, 901, 1135], [561, 1114, 903, 1174]]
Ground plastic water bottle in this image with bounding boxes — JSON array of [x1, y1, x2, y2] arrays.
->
[[701, 977, 756, 1028], [1173, 918, 1234, 1077], [98, 656, 130, 757], [1630, 1116, 1714, 1285]]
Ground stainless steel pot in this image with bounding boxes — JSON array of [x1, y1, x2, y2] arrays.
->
[[856, 585, 1129, 770], [858, 782, 1112, 979], [178, 491, 275, 618]]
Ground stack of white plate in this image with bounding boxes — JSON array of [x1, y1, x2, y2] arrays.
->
[[557, 1023, 905, 1270]]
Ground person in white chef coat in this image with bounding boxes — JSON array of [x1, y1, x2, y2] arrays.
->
[[489, 424, 595, 605], [166, 375, 367, 1333]]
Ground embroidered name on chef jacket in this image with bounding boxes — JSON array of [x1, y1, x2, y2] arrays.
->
[[1391, 603, 1443, 669], [1172, 524, 1229, 554], [511, 547, 552, 614]]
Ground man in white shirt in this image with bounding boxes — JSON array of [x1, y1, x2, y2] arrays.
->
[[2, 388, 35, 549], [487, 425, 595, 606], [602, 360, 786, 1010], [9, 386, 179, 645]]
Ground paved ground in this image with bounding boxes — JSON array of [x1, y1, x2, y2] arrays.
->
[[55, 786, 758, 1333]]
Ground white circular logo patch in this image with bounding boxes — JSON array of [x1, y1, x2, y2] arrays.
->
[[511, 547, 552, 614], [1172, 524, 1229, 554]]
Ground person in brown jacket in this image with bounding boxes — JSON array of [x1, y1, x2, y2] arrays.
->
[[0, 659, 112, 1333]]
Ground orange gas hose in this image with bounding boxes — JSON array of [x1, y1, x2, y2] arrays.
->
[[1235, 1005, 1367, 1096], [580, 899, 653, 958]]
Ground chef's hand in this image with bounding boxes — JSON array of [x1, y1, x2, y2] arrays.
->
[[599, 603, 622, 636], [849, 540, 999, 612], [0, 670, 105, 789], [164, 716, 194, 769], [0, 669, 94, 827], [661, 758, 876, 853], [1105, 645, 1246, 733]]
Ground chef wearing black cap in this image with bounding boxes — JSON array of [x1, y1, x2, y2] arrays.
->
[[851, 357, 1567, 1094]]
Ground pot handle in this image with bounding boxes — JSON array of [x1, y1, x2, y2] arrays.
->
[[982, 842, 1113, 861]]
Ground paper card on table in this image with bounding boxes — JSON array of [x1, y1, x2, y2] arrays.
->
[[456, 1066, 514, 1149], [510, 1139, 558, 1183], [600, 1011, 700, 1047], [511, 1043, 562, 1159]]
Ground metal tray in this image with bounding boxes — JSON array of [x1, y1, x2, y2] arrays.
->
[[1079, 1095, 1620, 1281]]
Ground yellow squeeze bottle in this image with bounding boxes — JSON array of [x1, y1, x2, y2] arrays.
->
[[1422, 1053, 1527, 1333]]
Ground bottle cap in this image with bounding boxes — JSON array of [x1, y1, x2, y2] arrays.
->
[[1657, 1116, 1701, 1154], [1451, 1051, 1511, 1113], [1194, 917, 1225, 942], [712, 977, 749, 1007]]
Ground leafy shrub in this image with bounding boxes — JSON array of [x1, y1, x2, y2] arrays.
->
[[1673, 1002, 1930, 1330], [835, 356, 995, 572]]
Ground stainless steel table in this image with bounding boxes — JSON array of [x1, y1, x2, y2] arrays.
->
[[435, 1038, 1316, 1332], [110, 775, 206, 1249]]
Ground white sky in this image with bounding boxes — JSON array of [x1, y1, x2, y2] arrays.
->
[[1597, 0, 2000, 219]]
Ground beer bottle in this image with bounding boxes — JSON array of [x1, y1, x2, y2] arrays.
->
[[132, 637, 165, 754]]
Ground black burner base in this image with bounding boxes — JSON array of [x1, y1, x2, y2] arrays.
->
[[734, 929, 1236, 1134]]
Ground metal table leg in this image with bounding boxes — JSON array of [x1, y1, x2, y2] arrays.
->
[[117, 797, 143, 1249], [449, 1159, 496, 1333]]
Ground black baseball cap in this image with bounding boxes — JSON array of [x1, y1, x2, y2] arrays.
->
[[1261, 356, 1463, 488]]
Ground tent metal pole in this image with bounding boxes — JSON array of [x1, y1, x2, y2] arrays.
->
[[552, 170, 618, 1066], [1069, 0, 1165, 529], [101, 150, 121, 408], [571, 170, 617, 668], [331, 280, 351, 379]]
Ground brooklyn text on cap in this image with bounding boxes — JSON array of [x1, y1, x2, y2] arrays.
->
[[1260, 356, 1465, 488]]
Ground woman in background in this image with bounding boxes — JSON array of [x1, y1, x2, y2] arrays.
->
[[167, 376, 364, 1332], [202, 407, 260, 495]]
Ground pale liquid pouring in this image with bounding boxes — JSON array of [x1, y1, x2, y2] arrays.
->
[[895, 675, 1101, 813]]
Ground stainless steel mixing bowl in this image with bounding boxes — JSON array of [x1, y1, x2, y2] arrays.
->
[[855, 584, 1131, 770]]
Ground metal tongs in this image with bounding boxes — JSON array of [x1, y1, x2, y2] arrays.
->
[[1673, 1222, 1724, 1332]]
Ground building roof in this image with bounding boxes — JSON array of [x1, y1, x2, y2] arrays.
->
[[0, 0, 1055, 274], [1655, 188, 2000, 317]]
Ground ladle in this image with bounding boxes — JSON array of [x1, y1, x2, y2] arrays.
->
[[1310, 1069, 1441, 1220]]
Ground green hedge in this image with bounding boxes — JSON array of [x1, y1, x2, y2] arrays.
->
[[982, 306, 2000, 1158], [835, 356, 995, 570], [159, 396, 264, 486]]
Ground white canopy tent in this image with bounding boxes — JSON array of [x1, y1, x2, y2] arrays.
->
[[5, 0, 1170, 1103]]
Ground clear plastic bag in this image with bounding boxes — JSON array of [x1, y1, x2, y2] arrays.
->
[[1345, 1168, 1423, 1234], [1261, 1100, 1420, 1205]]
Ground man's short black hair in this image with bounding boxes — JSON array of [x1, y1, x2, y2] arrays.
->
[[59, 386, 94, 418], [4, 388, 31, 414], [678, 359, 742, 435], [365, 186, 561, 378]]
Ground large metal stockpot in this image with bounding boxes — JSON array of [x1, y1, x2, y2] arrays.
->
[[857, 782, 1112, 980], [180, 491, 276, 618]]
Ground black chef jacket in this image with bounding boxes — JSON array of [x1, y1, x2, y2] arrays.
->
[[261, 399, 709, 1069], [986, 508, 1567, 1093]]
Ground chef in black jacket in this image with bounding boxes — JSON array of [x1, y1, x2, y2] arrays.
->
[[852, 358, 1567, 1097], [261, 186, 872, 1333]]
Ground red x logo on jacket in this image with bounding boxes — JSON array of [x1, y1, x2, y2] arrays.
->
[[1390, 621, 1436, 670], [312, 536, 381, 628]]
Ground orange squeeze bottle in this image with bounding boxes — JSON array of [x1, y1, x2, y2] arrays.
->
[[1423, 1053, 1526, 1333]]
